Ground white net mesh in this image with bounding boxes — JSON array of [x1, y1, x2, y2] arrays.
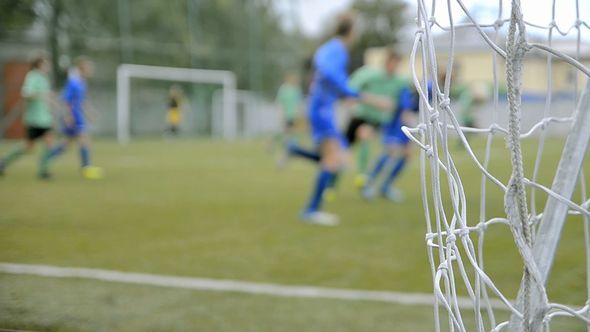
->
[[406, 0, 590, 330]]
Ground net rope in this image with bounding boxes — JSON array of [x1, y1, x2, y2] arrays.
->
[[405, 0, 590, 330]]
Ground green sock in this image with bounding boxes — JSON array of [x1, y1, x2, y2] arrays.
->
[[358, 141, 370, 174], [39, 146, 51, 175], [0, 144, 26, 168]]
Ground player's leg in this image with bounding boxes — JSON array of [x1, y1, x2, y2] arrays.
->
[[301, 137, 342, 225], [323, 118, 363, 199], [361, 146, 391, 200], [40, 127, 77, 177], [77, 133, 91, 168], [0, 128, 39, 176], [38, 129, 55, 179], [285, 141, 321, 162], [380, 143, 411, 202], [353, 123, 374, 188], [77, 133, 102, 179]]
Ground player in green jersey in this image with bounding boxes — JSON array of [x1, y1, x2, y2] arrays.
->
[[0, 54, 57, 179]]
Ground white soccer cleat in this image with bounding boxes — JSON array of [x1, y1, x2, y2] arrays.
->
[[300, 211, 340, 226], [382, 188, 405, 203], [275, 150, 290, 170], [361, 186, 377, 201]]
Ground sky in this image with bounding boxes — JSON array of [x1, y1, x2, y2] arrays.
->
[[274, 0, 590, 40]]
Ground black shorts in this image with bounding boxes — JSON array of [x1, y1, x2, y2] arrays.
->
[[26, 126, 51, 141], [345, 117, 380, 146]]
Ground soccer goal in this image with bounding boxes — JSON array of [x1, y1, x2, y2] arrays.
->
[[116, 64, 237, 144], [405, 0, 590, 331], [211, 89, 280, 138]]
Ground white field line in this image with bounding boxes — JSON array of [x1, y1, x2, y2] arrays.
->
[[0, 262, 508, 310]]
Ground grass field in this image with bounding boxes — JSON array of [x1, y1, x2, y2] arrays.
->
[[0, 137, 588, 331]]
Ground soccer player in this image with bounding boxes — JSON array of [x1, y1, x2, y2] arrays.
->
[[345, 51, 407, 188], [41, 56, 102, 180], [362, 83, 419, 202], [275, 73, 303, 144], [165, 84, 183, 136], [286, 14, 390, 225], [0, 54, 57, 178]]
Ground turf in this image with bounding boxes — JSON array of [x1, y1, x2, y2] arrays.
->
[[0, 137, 588, 331]]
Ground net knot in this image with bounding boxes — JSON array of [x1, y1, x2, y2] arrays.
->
[[425, 146, 434, 158], [575, 19, 583, 27], [446, 233, 456, 244], [439, 97, 451, 109], [548, 20, 557, 28], [489, 123, 502, 134], [458, 228, 469, 238], [477, 222, 488, 233], [429, 111, 439, 123], [494, 19, 504, 30]]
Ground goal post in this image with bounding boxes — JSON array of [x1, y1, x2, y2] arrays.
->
[[116, 64, 237, 144]]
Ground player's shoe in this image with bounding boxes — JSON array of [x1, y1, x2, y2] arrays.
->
[[381, 188, 405, 203], [300, 211, 340, 226], [276, 142, 295, 170], [353, 173, 368, 189], [361, 186, 377, 201], [38, 171, 52, 180], [82, 166, 103, 180], [323, 188, 337, 202], [276, 150, 290, 170]]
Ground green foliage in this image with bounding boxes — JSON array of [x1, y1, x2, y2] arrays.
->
[[0, 0, 37, 34], [350, 0, 409, 69], [6, 0, 306, 95]]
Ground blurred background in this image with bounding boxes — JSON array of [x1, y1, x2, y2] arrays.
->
[[0, 0, 413, 139]]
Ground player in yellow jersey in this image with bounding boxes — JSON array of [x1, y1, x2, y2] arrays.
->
[[165, 85, 183, 136]]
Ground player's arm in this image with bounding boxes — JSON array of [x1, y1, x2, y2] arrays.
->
[[62, 81, 77, 126], [399, 87, 420, 127], [316, 50, 391, 111]]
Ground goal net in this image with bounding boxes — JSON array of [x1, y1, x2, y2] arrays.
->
[[405, 0, 590, 330]]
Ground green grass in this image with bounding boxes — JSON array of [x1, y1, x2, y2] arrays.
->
[[0, 137, 588, 331]]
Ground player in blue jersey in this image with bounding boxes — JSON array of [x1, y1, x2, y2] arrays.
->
[[286, 15, 390, 225], [362, 84, 419, 202], [41, 57, 102, 179]]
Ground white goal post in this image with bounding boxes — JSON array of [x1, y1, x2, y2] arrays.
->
[[116, 64, 237, 144]]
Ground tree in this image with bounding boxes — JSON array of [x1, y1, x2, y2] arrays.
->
[[0, 0, 37, 35], [2, 0, 308, 95], [350, 0, 409, 70]]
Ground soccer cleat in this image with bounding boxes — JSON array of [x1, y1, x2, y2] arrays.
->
[[275, 150, 290, 170], [353, 173, 368, 189], [381, 188, 405, 203], [82, 166, 104, 180], [361, 186, 377, 201], [300, 211, 340, 226], [38, 171, 52, 180], [323, 188, 337, 202]]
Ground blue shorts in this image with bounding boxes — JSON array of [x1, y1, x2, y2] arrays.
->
[[63, 124, 86, 137], [308, 102, 348, 149], [383, 128, 409, 146]]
